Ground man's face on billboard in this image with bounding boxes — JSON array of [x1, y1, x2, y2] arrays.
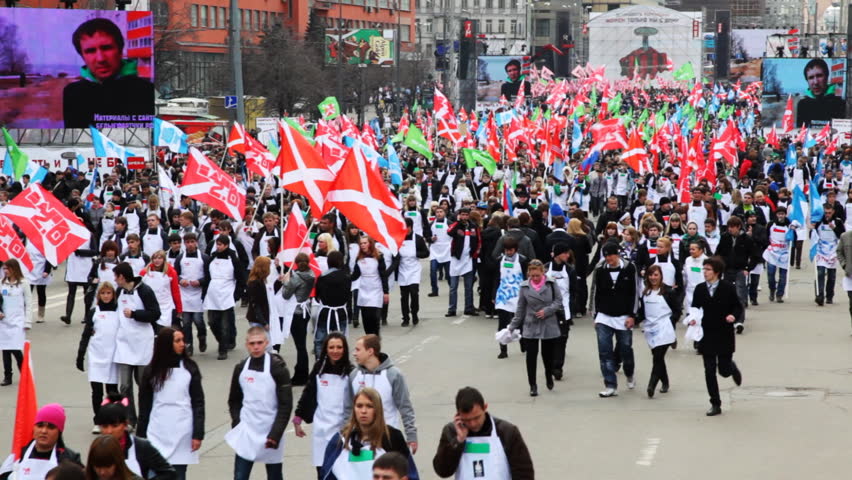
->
[[506, 63, 520, 81], [80, 31, 123, 82], [805, 65, 829, 96]]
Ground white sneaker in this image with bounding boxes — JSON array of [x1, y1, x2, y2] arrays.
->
[[599, 388, 618, 398], [91, 425, 101, 434], [627, 377, 636, 389]]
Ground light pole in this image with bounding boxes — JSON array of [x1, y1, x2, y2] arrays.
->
[[336, 3, 344, 110]]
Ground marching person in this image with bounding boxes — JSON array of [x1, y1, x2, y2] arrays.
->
[[314, 252, 351, 357], [112, 262, 161, 430], [636, 265, 681, 398], [494, 237, 529, 359], [225, 326, 293, 480], [446, 207, 481, 317], [120, 234, 149, 278], [293, 333, 354, 479], [714, 216, 754, 334], [142, 214, 170, 259], [432, 386, 534, 479], [0, 258, 32, 387], [812, 203, 845, 306], [345, 335, 418, 453], [592, 242, 638, 398], [764, 208, 793, 303], [345, 224, 363, 328], [87, 241, 121, 309], [546, 243, 576, 381], [351, 237, 390, 336], [204, 234, 246, 361], [0, 404, 83, 479], [63, 245, 98, 325], [682, 239, 708, 310], [282, 253, 316, 386], [427, 206, 452, 298], [321, 387, 419, 480], [689, 257, 744, 416], [506, 260, 563, 397], [174, 233, 209, 357], [76, 282, 120, 433], [83, 435, 139, 480], [140, 251, 183, 331], [392, 218, 429, 327], [25, 238, 52, 324], [138, 328, 205, 480]]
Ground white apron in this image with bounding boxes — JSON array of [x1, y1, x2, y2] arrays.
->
[[0, 282, 27, 351], [124, 255, 147, 277], [396, 239, 421, 287], [546, 264, 572, 317], [652, 257, 677, 288], [258, 230, 277, 258], [147, 361, 198, 465], [330, 438, 386, 480], [125, 436, 143, 477], [204, 257, 236, 310], [25, 244, 51, 286], [178, 254, 204, 313], [405, 210, 423, 236], [311, 373, 348, 466], [225, 353, 286, 463], [267, 270, 286, 347], [348, 244, 361, 290], [143, 229, 165, 258], [449, 231, 473, 277], [97, 262, 118, 286], [351, 370, 400, 430], [815, 223, 840, 269], [87, 307, 120, 384], [113, 287, 154, 366], [641, 291, 676, 349], [65, 253, 92, 283], [682, 257, 706, 308], [14, 442, 57, 480], [763, 224, 791, 267], [495, 255, 523, 313], [356, 258, 384, 308], [429, 219, 452, 263], [143, 270, 174, 327], [669, 234, 683, 261], [455, 416, 511, 480]]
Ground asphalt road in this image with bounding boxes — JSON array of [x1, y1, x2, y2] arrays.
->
[[1, 260, 851, 479]]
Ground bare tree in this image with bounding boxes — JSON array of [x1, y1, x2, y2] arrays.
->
[[0, 17, 29, 74], [151, 0, 214, 97]]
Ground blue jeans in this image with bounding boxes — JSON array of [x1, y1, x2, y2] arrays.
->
[[234, 455, 282, 480], [595, 323, 635, 389], [430, 259, 450, 294], [208, 308, 236, 353], [448, 270, 475, 313], [817, 266, 837, 300], [767, 264, 788, 298], [181, 311, 206, 347], [173, 464, 187, 480]]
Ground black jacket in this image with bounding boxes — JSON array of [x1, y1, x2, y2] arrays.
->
[[2, 440, 83, 480], [137, 357, 205, 441], [448, 220, 481, 260], [636, 285, 683, 325], [593, 259, 637, 317], [433, 414, 534, 479], [691, 280, 743, 355], [500, 78, 532, 100], [228, 353, 293, 443], [246, 279, 270, 326], [596, 208, 625, 235], [315, 269, 352, 307], [63, 74, 154, 128], [123, 433, 177, 480], [715, 231, 756, 272], [117, 279, 161, 325]]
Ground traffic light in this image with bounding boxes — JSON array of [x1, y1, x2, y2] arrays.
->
[[458, 19, 477, 80]]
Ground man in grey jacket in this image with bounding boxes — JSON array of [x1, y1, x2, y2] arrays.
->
[[344, 335, 418, 453], [836, 229, 852, 330], [491, 217, 536, 261]]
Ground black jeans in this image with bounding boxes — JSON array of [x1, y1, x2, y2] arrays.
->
[[650, 345, 670, 387], [590, 196, 604, 217], [748, 273, 761, 302], [552, 331, 570, 373], [791, 240, 804, 268], [477, 262, 498, 315], [208, 308, 236, 353], [521, 338, 557, 388], [30, 285, 46, 307], [348, 290, 360, 325], [702, 352, 735, 407], [65, 282, 87, 320], [181, 311, 207, 347], [2, 350, 22, 377], [399, 284, 420, 322], [816, 266, 837, 300], [290, 313, 309, 382], [90, 382, 118, 423], [360, 307, 381, 336], [497, 309, 514, 354]]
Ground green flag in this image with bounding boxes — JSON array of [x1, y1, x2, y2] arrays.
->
[[654, 102, 669, 129], [284, 117, 316, 145], [266, 140, 279, 157], [573, 103, 585, 119], [608, 93, 622, 114], [590, 87, 597, 106], [672, 62, 695, 81], [462, 148, 496, 175], [403, 126, 432, 160], [2, 127, 28, 180], [318, 97, 340, 120], [638, 109, 649, 126]]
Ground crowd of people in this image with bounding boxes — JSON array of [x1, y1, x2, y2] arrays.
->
[[1, 59, 850, 479]]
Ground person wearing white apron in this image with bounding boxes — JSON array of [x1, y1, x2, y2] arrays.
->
[[204, 235, 246, 361], [76, 282, 120, 431], [433, 387, 532, 479], [313, 253, 351, 356], [351, 237, 389, 336], [24, 240, 51, 324], [138, 328, 205, 480], [293, 333, 353, 477], [447, 208, 479, 316], [546, 243, 575, 381], [346, 228, 363, 328], [321, 387, 418, 480], [0, 405, 84, 479], [141, 252, 183, 329], [393, 221, 429, 327], [763, 210, 793, 303], [63, 246, 97, 325], [112, 262, 161, 428], [175, 233, 209, 357], [428, 207, 452, 296], [123, 204, 143, 236], [142, 215, 169, 258], [120, 234, 150, 278], [402, 196, 427, 237], [494, 241, 527, 359], [682, 241, 708, 310], [252, 213, 280, 259], [636, 266, 680, 398], [0, 259, 32, 387], [226, 328, 291, 480], [813, 206, 845, 306], [650, 238, 682, 291]]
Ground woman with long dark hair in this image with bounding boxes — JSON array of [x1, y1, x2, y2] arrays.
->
[[283, 252, 316, 386], [137, 328, 205, 480], [636, 265, 681, 398], [351, 237, 389, 336], [85, 435, 141, 480], [293, 333, 354, 479], [0, 258, 32, 386]]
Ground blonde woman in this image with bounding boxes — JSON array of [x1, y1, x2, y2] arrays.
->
[[0, 259, 32, 386], [315, 233, 337, 273]]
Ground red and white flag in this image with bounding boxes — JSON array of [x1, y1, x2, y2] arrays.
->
[[244, 133, 278, 178], [227, 122, 247, 153], [314, 120, 348, 175], [782, 95, 794, 132], [590, 118, 628, 152], [181, 148, 246, 221], [326, 147, 406, 253], [814, 123, 832, 145], [278, 122, 336, 218], [0, 215, 32, 270], [711, 127, 738, 165], [278, 203, 322, 282], [621, 128, 648, 174], [0, 185, 90, 266], [766, 124, 780, 148]]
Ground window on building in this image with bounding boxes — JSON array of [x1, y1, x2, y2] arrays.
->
[[486, 0, 493, 8], [199, 5, 207, 27], [255, 10, 261, 30], [510, 19, 517, 34], [498, 19, 504, 33], [219, 7, 226, 28], [498, 0, 504, 8], [401, 24, 410, 42], [511, 0, 517, 9], [461, 0, 468, 8], [426, 18, 433, 32], [190, 4, 197, 27], [485, 19, 492, 33], [535, 18, 550, 36]]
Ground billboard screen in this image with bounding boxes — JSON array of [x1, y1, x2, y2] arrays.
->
[[0, 8, 154, 129], [731, 29, 785, 60], [476, 55, 523, 110], [324, 29, 395, 66], [761, 58, 847, 129]]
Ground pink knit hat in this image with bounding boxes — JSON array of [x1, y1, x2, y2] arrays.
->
[[34, 404, 66, 432]]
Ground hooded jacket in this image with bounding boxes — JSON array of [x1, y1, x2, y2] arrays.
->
[[344, 353, 417, 443], [63, 60, 154, 128]]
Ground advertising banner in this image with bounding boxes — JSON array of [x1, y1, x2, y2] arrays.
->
[[476, 55, 524, 110], [324, 29, 395, 66], [761, 58, 847, 129]]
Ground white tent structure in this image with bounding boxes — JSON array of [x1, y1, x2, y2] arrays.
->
[[588, 5, 703, 81]]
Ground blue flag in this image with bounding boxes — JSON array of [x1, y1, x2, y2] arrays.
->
[[581, 147, 601, 171], [789, 184, 807, 226], [344, 136, 387, 168], [814, 153, 824, 184], [571, 120, 582, 154], [785, 143, 797, 168], [153, 118, 189, 154], [552, 159, 565, 182], [370, 118, 384, 141], [386, 143, 402, 186], [495, 110, 514, 127], [91, 126, 137, 161], [809, 180, 824, 223]]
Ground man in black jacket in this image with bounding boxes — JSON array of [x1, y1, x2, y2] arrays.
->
[[500, 59, 531, 101], [744, 211, 767, 306], [593, 243, 637, 398], [595, 196, 624, 235], [447, 208, 480, 316], [714, 216, 755, 334]]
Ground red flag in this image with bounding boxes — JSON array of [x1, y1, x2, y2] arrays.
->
[[278, 203, 322, 289], [677, 160, 692, 204], [398, 112, 410, 137], [278, 122, 336, 218], [181, 148, 246, 221], [314, 120, 347, 174], [434, 89, 463, 147], [766, 124, 780, 148], [795, 123, 808, 144], [814, 123, 832, 144], [621, 128, 647, 173], [361, 123, 379, 151], [0, 215, 32, 270], [243, 133, 277, 178], [11, 342, 37, 460], [590, 118, 628, 151], [782, 95, 794, 132], [711, 128, 738, 165], [0, 185, 90, 266], [326, 147, 406, 253], [825, 136, 840, 156], [227, 122, 247, 153]]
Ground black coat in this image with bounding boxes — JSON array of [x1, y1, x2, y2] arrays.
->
[[691, 280, 743, 355], [593, 260, 637, 317]]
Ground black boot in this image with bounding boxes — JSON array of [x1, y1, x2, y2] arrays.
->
[[199, 336, 207, 353], [1, 374, 12, 386], [412, 314, 419, 325], [647, 374, 658, 398]]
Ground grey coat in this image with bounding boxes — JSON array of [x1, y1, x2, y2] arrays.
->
[[837, 230, 852, 277], [508, 279, 563, 339], [283, 270, 316, 315]]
